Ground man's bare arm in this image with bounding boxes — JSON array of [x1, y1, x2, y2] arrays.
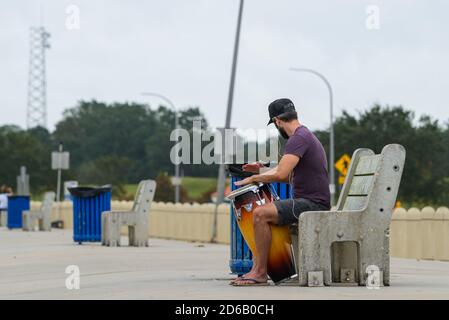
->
[[257, 166, 289, 183], [234, 155, 300, 186]]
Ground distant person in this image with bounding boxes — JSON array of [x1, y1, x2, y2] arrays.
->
[[0, 185, 8, 210], [0, 186, 13, 225], [6, 186, 13, 195], [0, 186, 13, 207]]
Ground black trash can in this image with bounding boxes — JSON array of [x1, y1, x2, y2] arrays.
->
[[68, 185, 112, 244]]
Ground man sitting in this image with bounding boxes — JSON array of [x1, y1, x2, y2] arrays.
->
[[231, 98, 331, 286]]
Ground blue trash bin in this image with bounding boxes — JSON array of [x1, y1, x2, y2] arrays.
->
[[229, 176, 291, 275], [68, 185, 112, 244], [7, 195, 30, 229]]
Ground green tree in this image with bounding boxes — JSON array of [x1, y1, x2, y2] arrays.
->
[[53, 100, 218, 182], [0, 125, 54, 194], [77, 155, 132, 197], [153, 172, 188, 202], [315, 105, 449, 206]]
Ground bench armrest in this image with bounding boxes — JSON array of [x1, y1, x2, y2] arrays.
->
[[103, 210, 135, 215], [298, 209, 363, 221]]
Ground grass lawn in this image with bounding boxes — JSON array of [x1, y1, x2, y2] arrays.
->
[[181, 176, 217, 199], [123, 176, 225, 201]]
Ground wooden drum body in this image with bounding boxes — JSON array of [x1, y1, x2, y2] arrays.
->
[[227, 183, 297, 283]]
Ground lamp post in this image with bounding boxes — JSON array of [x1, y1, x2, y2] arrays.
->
[[289, 68, 336, 206], [211, 0, 245, 242], [141, 92, 180, 203]]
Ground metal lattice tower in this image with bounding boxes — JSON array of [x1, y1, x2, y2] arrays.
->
[[27, 27, 50, 129]]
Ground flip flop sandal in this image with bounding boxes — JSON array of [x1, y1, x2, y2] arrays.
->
[[232, 278, 269, 287], [229, 276, 243, 285]]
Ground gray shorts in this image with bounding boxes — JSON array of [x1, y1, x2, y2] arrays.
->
[[274, 198, 329, 226]]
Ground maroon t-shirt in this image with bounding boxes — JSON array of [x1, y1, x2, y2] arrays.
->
[[284, 125, 330, 209]]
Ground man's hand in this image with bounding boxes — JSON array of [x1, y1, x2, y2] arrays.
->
[[242, 162, 264, 173], [234, 176, 254, 187], [235, 155, 299, 187]]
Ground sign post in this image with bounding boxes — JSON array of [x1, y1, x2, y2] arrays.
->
[[16, 166, 30, 196], [52, 142, 70, 220]]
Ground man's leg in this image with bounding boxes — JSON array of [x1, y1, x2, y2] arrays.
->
[[252, 203, 279, 277], [233, 203, 279, 285], [229, 257, 258, 284]]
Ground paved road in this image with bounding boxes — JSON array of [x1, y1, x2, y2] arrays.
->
[[1, 228, 449, 299]]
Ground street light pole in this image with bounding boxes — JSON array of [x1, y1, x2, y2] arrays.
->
[[211, 0, 245, 242], [141, 92, 180, 203], [290, 68, 336, 206]]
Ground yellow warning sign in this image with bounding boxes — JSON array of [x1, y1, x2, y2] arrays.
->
[[335, 154, 351, 177]]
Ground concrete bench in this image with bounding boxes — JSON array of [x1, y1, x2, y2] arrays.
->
[[290, 144, 406, 286], [102, 180, 156, 247], [22, 192, 55, 231]]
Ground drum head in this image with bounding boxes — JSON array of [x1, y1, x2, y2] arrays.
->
[[226, 164, 254, 178], [227, 184, 260, 201]]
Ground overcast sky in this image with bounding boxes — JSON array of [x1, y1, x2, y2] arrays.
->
[[1, 0, 448, 132]]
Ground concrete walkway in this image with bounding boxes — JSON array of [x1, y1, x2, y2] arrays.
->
[[1, 228, 449, 299]]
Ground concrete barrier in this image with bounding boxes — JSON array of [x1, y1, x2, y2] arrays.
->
[[148, 202, 230, 243], [390, 208, 407, 258], [31, 200, 231, 244], [421, 207, 436, 260], [391, 206, 448, 261], [29, 200, 449, 260], [438, 207, 449, 261], [406, 208, 422, 259], [434, 207, 446, 261]]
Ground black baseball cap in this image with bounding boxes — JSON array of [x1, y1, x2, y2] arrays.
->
[[267, 98, 296, 125]]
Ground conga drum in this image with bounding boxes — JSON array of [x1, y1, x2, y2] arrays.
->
[[227, 183, 297, 283]]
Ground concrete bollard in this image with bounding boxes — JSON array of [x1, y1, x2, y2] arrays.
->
[[433, 208, 445, 261], [421, 207, 436, 260], [164, 202, 176, 239], [217, 203, 231, 244], [406, 208, 422, 259], [148, 202, 157, 237], [437, 207, 449, 261], [390, 208, 408, 258], [155, 202, 168, 238]]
